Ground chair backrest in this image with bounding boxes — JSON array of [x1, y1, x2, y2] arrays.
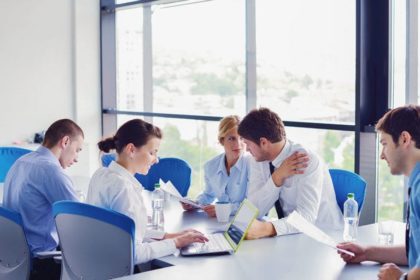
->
[[329, 169, 367, 214], [53, 201, 135, 280], [0, 147, 32, 183], [101, 154, 192, 196], [144, 157, 192, 196], [0, 206, 31, 280], [101, 153, 115, 168]]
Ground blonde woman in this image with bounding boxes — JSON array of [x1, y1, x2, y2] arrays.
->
[[183, 115, 249, 216]]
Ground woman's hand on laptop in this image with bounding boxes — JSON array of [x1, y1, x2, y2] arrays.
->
[[164, 229, 203, 239], [174, 232, 209, 249], [202, 205, 216, 217]]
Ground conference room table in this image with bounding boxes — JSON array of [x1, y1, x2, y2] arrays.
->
[[116, 197, 408, 280]]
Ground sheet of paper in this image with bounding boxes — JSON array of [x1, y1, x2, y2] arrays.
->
[[159, 179, 203, 209], [286, 211, 355, 257]]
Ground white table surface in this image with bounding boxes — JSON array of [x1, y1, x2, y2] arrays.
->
[[116, 197, 408, 280]]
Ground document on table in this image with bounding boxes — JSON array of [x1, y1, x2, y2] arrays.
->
[[159, 179, 203, 209], [286, 211, 355, 257]]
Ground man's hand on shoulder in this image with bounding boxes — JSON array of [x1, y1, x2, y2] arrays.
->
[[272, 152, 309, 187], [245, 219, 276, 240]]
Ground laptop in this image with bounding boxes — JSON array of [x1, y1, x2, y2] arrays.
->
[[181, 199, 259, 256]]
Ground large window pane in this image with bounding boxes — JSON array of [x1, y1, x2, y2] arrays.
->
[[376, 0, 407, 222], [152, 0, 246, 116], [256, 0, 356, 124], [391, 0, 406, 107], [116, 8, 144, 111]]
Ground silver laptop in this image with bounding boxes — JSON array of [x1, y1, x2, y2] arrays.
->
[[181, 199, 259, 256]]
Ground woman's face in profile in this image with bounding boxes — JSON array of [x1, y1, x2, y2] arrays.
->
[[222, 128, 245, 159], [133, 137, 161, 175]]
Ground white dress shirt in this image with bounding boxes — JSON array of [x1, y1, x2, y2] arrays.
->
[[86, 161, 176, 264], [248, 139, 343, 236]]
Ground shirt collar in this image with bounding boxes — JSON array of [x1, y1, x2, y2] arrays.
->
[[271, 139, 292, 168], [108, 160, 143, 190], [408, 162, 420, 189], [217, 153, 244, 175], [36, 146, 61, 167]]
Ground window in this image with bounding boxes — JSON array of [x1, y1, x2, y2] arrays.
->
[[256, 0, 356, 124], [103, 0, 371, 220], [152, 0, 246, 116], [377, 0, 407, 222], [287, 128, 354, 171], [116, 7, 144, 111]]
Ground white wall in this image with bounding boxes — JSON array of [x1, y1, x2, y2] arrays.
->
[[0, 0, 102, 190]]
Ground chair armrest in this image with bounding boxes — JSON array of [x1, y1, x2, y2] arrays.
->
[[34, 250, 61, 259]]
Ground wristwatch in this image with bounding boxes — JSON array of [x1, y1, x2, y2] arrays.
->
[[400, 272, 408, 280]]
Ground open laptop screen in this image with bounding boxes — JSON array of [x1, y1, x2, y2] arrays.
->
[[224, 199, 259, 252]]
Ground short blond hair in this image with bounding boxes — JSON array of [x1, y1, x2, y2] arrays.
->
[[218, 115, 241, 145]]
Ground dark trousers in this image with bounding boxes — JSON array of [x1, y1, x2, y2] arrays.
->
[[30, 258, 61, 280]]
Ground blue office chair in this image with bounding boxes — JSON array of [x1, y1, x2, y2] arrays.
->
[[145, 157, 192, 197], [101, 153, 152, 191], [101, 154, 192, 196], [329, 169, 367, 214], [100, 153, 115, 168], [0, 206, 31, 280], [53, 201, 135, 280], [0, 147, 32, 183]]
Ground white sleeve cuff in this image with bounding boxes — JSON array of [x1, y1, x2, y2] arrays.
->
[[144, 229, 166, 241]]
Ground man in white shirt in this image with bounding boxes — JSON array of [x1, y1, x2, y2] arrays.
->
[[238, 108, 343, 239]]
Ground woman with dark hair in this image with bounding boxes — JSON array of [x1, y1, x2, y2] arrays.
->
[[87, 119, 207, 264]]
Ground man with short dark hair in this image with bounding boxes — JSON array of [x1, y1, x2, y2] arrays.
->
[[238, 108, 343, 239], [338, 105, 420, 280], [3, 119, 84, 279]]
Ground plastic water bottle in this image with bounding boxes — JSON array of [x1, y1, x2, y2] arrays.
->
[[343, 193, 358, 241], [151, 183, 165, 231]]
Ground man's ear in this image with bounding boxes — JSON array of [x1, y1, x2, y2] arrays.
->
[[400, 131, 412, 146], [59, 136, 71, 149], [259, 137, 268, 147]]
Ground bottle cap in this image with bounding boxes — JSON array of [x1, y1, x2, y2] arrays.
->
[[154, 183, 160, 189], [347, 193, 355, 199]]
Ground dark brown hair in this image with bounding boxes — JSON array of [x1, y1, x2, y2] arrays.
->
[[376, 104, 420, 148], [98, 119, 162, 153], [238, 107, 286, 145], [43, 119, 84, 148]]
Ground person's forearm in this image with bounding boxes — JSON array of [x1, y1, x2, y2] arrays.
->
[[407, 267, 420, 280], [365, 245, 408, 265]]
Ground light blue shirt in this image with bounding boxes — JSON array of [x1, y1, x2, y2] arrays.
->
[[408, 161, 420, 268], [196, 153, 249, 213], [2, 146, 78, 254]]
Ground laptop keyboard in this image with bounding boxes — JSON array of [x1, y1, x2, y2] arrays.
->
[[191, 233, 231, 253]]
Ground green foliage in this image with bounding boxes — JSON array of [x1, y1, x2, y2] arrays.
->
[[190, 72, 238, 96], [322, 131, 340, 165]]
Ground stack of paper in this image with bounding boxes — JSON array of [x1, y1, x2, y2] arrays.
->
[[286, 211, 354, 256], [159, 179, 203, 209]]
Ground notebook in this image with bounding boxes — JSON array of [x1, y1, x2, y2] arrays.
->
[[181, 199, 259, 256]]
